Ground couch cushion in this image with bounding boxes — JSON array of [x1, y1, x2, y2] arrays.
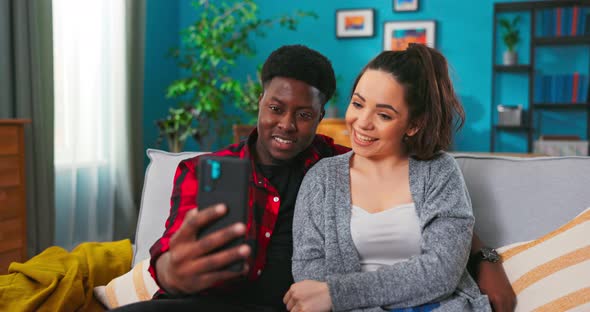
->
[[93, 258, 159, 309], [133, 149, 205, 265], [454, 154, 590, 248], [496, 207, 590, 312]]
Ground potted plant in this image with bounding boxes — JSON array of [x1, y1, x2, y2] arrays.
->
[[234, 66, 263, 126], [164, 0, 316, 150], [155, 106, 201, 153], [324, 75, 343, 118], [499, 16, 521, 65]]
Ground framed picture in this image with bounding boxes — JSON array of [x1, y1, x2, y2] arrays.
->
[[393, 0, 419, 12], [336, 9, 375, 38], [383, 20, 435, 51]]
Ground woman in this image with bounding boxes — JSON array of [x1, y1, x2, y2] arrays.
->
[[284, 44, 491, 312]]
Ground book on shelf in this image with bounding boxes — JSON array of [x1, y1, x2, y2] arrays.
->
[[536, 6, 588, 37], [534, 72, 588, 104]]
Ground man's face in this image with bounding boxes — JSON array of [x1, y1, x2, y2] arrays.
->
[[255, 77, 324, 165]]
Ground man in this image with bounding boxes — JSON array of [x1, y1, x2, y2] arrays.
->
[[116, 45, 515, 311]]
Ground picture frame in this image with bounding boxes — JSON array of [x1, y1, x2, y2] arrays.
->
[[393, 0, 419, 12], [336, 9, 375, 38], [383, 20, 435, 51]]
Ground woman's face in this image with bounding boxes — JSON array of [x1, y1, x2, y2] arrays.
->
[[345, 69, 417, 159]]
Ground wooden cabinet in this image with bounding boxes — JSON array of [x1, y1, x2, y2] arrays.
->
[[0, 120, 29, 273], [316, 118, 351, 148]]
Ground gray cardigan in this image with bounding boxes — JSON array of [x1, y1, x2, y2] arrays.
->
[[292, 151, 491, 312]]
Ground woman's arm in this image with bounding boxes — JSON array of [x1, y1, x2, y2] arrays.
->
[[291, 169, 327, 282], [326, 156, 475, 311]]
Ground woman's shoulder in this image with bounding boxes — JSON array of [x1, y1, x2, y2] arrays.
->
[[311, 150, 353, 172], [411, 151, 458, 170], [410, 152, 462, 185]]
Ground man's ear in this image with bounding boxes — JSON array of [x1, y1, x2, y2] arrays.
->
[[319, 109, 325, 122]]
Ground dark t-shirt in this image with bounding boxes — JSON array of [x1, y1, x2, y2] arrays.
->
[[232, 161, 304, 308]]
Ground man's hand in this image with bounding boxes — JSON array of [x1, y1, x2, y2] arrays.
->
[[477, 261, 516, 312], [155, 204, 251, 294], [283, 280, 332, 312]]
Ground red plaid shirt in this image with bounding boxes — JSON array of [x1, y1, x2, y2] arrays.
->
[[148, 130, 349, 296]]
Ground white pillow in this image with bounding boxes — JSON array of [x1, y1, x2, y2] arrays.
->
[[133, 149, 205, 266], [497, 207, 590, 312], [94, 258, 159, 309]]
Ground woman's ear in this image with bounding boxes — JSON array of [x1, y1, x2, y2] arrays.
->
[[406, 127, 419, 138], [406, 119, 423, 137]]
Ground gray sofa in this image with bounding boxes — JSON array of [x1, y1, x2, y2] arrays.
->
[[132, 150, 590, 266]]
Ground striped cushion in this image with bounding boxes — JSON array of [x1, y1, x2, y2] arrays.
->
[[93, 258, 158, 309], [497, 207, 590, 312]]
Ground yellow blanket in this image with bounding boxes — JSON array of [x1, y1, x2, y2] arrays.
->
[[0, 239, 132, 312]]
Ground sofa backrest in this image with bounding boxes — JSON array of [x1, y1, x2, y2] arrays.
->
[[454, 154, 590, 248], [134, 150, 590, 264], [134, 149, 205, 265]]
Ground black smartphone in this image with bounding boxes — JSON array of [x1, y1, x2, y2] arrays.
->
[[197, 155, 250, 272]]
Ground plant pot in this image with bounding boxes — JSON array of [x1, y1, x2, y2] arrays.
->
[[503, 51, 518, 65], [167, 139, 185, 153], [325, 106, 338, 119]]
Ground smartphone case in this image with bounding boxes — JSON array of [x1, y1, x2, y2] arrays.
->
[[197, 156, 250, 272]]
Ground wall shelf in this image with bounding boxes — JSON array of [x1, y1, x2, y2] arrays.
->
[[534, 103, 590, 110], [491, 1, 590, 155], [533, 36, 590, 46], [495, 125, 532, 131], [496, 0, 590, 12], [493, 64, 532, 72]]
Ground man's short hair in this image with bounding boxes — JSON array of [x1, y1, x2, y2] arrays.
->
[[261, 44, 336, 106]]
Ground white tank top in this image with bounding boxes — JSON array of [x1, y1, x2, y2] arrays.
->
[[350, 203, 422, 272]]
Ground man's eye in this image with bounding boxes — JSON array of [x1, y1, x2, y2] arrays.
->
[[299, 112, 313, 119], [269, 106, 281, 112]]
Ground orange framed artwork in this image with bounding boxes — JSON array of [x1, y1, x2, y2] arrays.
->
[[383, 20, 435, 51], [336, 9, 375, 38]]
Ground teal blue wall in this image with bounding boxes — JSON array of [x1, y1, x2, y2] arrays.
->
[[144, 0, 180, 158], [144, 0, 588, 155]]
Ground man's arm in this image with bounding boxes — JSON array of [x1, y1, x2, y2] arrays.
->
[[470, 234, 516, 312]]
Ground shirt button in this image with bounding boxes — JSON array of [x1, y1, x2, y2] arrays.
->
[[265, 232, 271, 238], [273, 196, 279, 202], [258, 181, 263, 185], [257, 269, 262, 276]]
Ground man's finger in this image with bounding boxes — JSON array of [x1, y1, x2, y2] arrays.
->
[[188, 243, 251, 274], [195, 268, 247, 290], [172, 204, 227, 243], [190, 222, 247, 257]]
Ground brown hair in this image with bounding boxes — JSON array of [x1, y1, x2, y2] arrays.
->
[[351, 44, 465, 160]]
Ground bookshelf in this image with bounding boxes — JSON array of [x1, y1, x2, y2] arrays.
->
[[491, 0, 590, 155]]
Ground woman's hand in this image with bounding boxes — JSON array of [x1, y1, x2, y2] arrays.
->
[[283, 280, 333, 312]]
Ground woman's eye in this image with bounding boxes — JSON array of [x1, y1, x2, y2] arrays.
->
[[351, 101, 362, 108], [379, 113, 392, 120]]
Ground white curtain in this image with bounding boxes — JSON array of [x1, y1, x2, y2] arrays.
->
[[53, 0, 136, 250]]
